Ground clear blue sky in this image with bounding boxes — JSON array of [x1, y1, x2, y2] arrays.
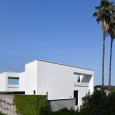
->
[[0, 0, 115, 85]]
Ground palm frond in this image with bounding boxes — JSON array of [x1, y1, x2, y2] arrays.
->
[[96, 17, 102, 23], [93, 12, 98, 17]]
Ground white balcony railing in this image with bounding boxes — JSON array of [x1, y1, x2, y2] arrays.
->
[[8, 85, 19, 88], [7, 85, 19, 91], [74, 82, 88, 87]]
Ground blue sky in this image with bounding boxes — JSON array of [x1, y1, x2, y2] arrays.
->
[[0, 0, 115, 85]]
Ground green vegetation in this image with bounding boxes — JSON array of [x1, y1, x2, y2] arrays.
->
[[13, 95, 82, 115], [50, 108, 86, 115], [13, 95, 48, 115], [13, 90, 115, 115], [50, 90, 115, 115], [81, 90, 115, 115]]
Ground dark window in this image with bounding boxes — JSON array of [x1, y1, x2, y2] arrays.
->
[[8, 77, 19, 85], [74, 73, 80, 82], [74, 91, 78, 105], [33, 90, 36, 95], [77, 75, 80, 82]]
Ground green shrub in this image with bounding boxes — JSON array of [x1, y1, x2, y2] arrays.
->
[[13, 90, 115, 115], [49, 108, 88, 115], [80, 89, 115, 115], [50, 108, 76, 115], [13, 95, 48, 115]]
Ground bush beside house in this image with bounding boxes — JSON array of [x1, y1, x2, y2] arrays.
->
[[51, 90, 115, 115], [81, 90, 115, 115]]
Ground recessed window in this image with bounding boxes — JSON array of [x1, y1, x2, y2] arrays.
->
[[8, 77, 19, 85], [74, 73, 80, 82], [77, 75, 80, 82]]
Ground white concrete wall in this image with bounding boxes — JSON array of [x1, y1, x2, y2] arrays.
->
[[7, 85, 19, 91], [74, 86, 88, 106], [25, 60, 38, 94], [0, 60, 94, 107], [35, 60, 94, 104], [88, 74, 94, 94], [73, 72, 94, 106], [19, 72, 26, 91], [0, 72, 20, 92], [6, 72, 20, 91], [0, 72, 26, 92], [37, 61, 74, 100], [0, 72, 7, 91], [74, 74, 94, 94]]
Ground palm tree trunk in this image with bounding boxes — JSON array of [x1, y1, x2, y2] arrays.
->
[[108, 38, 113, 92], [102, 31, 106, 90]]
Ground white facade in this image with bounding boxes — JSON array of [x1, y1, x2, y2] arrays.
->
[[0, 60, 94, 107], [0, 72, 25, 92]]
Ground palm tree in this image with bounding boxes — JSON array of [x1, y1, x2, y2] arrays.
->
[[93, 0, 111, 89], [108, 7, 115, 92]]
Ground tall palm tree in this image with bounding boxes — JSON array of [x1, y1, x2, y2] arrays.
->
[[93, 0, 111, 89], [108, 7, 115, 92]]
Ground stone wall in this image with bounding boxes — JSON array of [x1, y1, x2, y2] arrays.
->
[[0, 94, 17, 115], [48, 98, 75, 112]]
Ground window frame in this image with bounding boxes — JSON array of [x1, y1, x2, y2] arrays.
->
[[8, 77, 19, 85]]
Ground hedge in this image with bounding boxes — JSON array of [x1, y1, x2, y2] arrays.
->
[[13, 95, 48, 115]]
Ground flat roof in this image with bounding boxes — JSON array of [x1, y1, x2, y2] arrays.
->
[[26, 59, 94, 71]]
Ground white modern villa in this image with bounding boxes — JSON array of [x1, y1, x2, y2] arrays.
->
[[0, 60, 94, 111]]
